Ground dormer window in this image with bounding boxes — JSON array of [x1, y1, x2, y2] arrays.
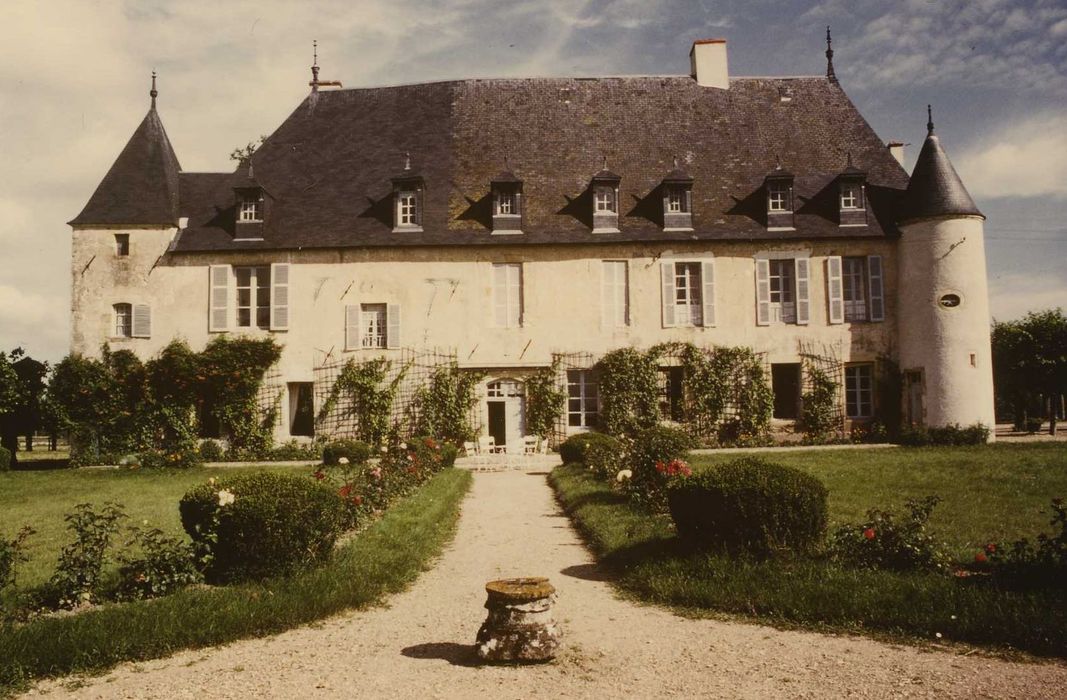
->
[[594, 186, 616, 213], [391, 153, 424, 232], [590, 163, 621, 234], [239, 194, 262, 222], [491, 166, 523, 234], [764, 164, 795, 231], [661, 160, 694, 232], [837, 154, 868, 227], [840, 184, 860, 209]]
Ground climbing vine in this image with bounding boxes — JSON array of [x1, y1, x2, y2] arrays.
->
[[316, 357, 406, 446], [411, 363, 483, 444], [595, 347, 661, 438], [524, 363, 566, 438], [713, 346, 774, 445], [800, 362, 840, 442]]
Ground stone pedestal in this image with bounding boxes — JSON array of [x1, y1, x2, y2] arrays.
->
[[475, 577, 561, 662]]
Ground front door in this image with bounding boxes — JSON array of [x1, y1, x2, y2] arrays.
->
[[772, 363, 801, 420], [904, 370, 924, 426], [488, 401, 507, 446], [487, 379, 526, 448]]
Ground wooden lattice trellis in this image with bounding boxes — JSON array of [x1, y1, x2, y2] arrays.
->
[[798, 340, 846, 437]]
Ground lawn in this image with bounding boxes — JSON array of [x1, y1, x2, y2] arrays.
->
[[689, 444, 1067, 559], [0, 465, 300, 593], [0, 467, 471, 692], [550, 444, 1067, 657]]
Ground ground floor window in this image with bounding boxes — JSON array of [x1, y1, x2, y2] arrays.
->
[[845, 364, 874, 418], [567, 370, 599, 428], [288, 382, 315, 437], [658, 366, 684, 422]]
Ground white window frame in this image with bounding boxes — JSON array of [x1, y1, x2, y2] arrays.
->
[[397, 191, 419, 227], [768, 259, 797, 324], [496, 191, 516, 215], [594, 186, 616, 213], [666, 188, 687, 213], [238, 195, 262, 222], [492, 262, 523, 328], [234, 265, 271, 329], [674, 261, 704, 327], [840, 184, 859, 210], [755, 251, 809, 326], [361, 303, 387, 349], [567, 370, 599, 429], [842, 257, 868, 322], [114, 303, 132, 338], [845, 364, 874, 419], [768, 183, 788, 212], [601, 260, 629, 328]]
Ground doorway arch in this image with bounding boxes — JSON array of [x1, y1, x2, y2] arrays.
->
[[486, 378, 526, 449]]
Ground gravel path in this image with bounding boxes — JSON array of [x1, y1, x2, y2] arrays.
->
[[27, 470, 1067, 699]]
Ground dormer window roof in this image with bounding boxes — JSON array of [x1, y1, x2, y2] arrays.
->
[[233, 163, 267, 236], [764, 162, 795, 231], [661, 159, 693, 231], [491, 164, 523, 235], [837, 154, 868, 227], [391, 153, 424, 232], [591, 161, 621, 233]]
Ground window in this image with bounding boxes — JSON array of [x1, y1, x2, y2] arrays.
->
[[361, 304, 387, 348], [567, 370, 599, 428], [115, 234, 129, 256], [673, 262, 704, 326], [235, 265, 270, 329], [845, 364, 873, 418], [842, 257, 868, 321], [840, 184, 859, 210], [114, 303, 132, 337], [239, 196, 262, 222], [594, 186, 616, 213], [768, 183, 788, 212], [768, 259, 796, 323], [488, 379, 524, 398], [492, 263, 523, 328], [397, 191, 418, 227], [496, 191, 516, 215], [602, 261, 629, 327], [658, 367, 684, 421], [666, 188, 688, 213]]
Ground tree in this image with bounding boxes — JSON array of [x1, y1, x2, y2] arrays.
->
[[0, 349, 48, 466], [992, 309, 1067, 435], [0, 353, 20, 464]]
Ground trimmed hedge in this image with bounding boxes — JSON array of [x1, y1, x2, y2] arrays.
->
[[322, 439, 373, 466], [667, 457, 828, 556], [179, 473, 346, 583], [0, 447, 9, 472], [559, 432, 620, 465]]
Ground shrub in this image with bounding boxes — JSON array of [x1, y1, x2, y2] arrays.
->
[[179, 473, 346, 584], [198, 439, 224, 462], [48, 503, 127, 608], [0, 446, 10, 471], [0, 526, 34, 593], [666, 457, 828, 556], [268, 439, 321, 461], [626, 426, 696, 511], [827, 496, 950, 572], [583, 434, 626, 481], [559, 432, 620, 465], [1024, 417, 1044, 434], [977, 497, 1067, 586], [800, 365, 840, 441], [322, 439, 373, 466], [116, 525, 202, 600], [898, 423, 990, 446]]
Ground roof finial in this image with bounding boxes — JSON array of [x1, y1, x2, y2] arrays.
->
[[150, 70, 158, 110], [926, 104, 934, 135], [825, 26, 837, 84], [673, 155, 680, 170], [775, 154, 782, 170], [404, 152, 411, 171], [311, 40, 320, 92], [503, 152, 510, 170], [602, 155, 608, 171], [846, 151, 853, 167]]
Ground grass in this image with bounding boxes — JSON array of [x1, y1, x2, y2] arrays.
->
[[690, 444, 1067, 559], [0, 468, 471, 693], [550, 444, 1067, 658], [0, 465, 300, 593]]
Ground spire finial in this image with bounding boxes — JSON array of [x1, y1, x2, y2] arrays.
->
[[926, 104, 934, 135], [404, 152, 411, 171], [673, 155, 679, 170], [825, 26, 837, 84], [310, 40, 320, 92], [775, 154, 782, 170], [602, 155, 608, 171], [150, 70, 158, 110]]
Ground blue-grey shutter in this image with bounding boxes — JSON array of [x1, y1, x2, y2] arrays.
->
[[345, 305, 360, 350], [826, 256, 844, 324], [795, 257, 810, 325], [701, 260, 716, 327], [755, 258, 771, 326], [132, 304, 151, 338], [387, 304, 401, 349], [868, 255, 885, 322], [209, 265, 229, 332], [661, 262, 676, 328], [270, 263, 289, 331]]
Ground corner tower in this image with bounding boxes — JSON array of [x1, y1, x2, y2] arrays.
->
[[896, 107, 995, 437]]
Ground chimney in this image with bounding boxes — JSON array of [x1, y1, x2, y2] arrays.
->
[[690, 39, 729, 89], [887, 141, 906, 167]]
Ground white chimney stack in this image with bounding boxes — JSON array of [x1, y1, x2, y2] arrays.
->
[[887, 141, 906, 167], [690, 39, 729, 89]]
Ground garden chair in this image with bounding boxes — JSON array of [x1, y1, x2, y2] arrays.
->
[[522, 435, 540, 455]]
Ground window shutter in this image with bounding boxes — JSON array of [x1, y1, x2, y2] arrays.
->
[[270, 263, 290, 331], [511, 264, 523, 327], [795, 257, 810, 325], [755, 258, 771, 326], [868, 255, 885, 322], [132, 304, 151, 338], [701, 260, 716, 327], [660, 262, 676, 328], [345, 305, 360, 350], [600, 262, 610, 330], [387, 304, 401, 349], [826, 256, 844, 324], [415, 191, 423, 227], [209, 265, 230, 332]]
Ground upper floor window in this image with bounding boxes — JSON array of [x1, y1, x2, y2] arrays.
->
[[115, 234, 130, 257], [235, 265, 271, 329], [208, 263, 289, 333], [845, 364, 874, 418], [602, 260, 629, 328], [497, 191, 517, 215], [755, 255, 810, 326], [397, 191, 419, 227], [768, 183, 789, 212], [492, 262, 523, 328], [391, 153, 425, 232], [768, 260, 796, 323], [826, 255, 884, 324], [594, 186, 616, 213], [840, 184, 860, 210], [842, 257, 867, 321], [567, 370, 599, 429], [239, 195, 262, 222], [666, 188, 687, 213], [361, 303, 387, 349], [114, 303, 132, 337], [674, 262, 704, 327]]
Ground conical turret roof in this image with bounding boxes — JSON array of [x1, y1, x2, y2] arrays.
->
[[69, 105, 181, 226], [901, 122, 981, 223]]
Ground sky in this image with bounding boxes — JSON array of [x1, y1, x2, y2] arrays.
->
[[1, 0, 1065, 363]]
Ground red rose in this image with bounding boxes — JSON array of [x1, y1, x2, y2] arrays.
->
[[985, 543, 996, 554], [863, 528, 876, 540], [975, 551, 988, 564], [339, 485, 352, 498], [313, 470, 326, 481], [352, 495, 363, 506]]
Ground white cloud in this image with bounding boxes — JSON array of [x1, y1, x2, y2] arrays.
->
[[989, 271, 1067, 322], [957, 113, 1067, 200], [0, 284, 68, 361]]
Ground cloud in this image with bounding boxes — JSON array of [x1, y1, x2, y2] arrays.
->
[[989, 271, 1067, 322], [0, 284, 69, 361], [956, 113, 1067, 199]]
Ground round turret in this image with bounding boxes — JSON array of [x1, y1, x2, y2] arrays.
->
[[896, 109, 995, 438]]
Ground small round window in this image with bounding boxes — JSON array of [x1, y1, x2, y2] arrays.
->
[[939, 293, 962, 309]]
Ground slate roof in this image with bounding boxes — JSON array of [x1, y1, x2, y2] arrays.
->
[[94, 75, 914, 250], [70, 108, 181, 226], [901, 131, 982, 222]]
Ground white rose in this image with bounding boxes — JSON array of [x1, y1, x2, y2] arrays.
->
[[338, 457, 350, 465], [217, 489, 236, 507], [616, 469, 633, 483]]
